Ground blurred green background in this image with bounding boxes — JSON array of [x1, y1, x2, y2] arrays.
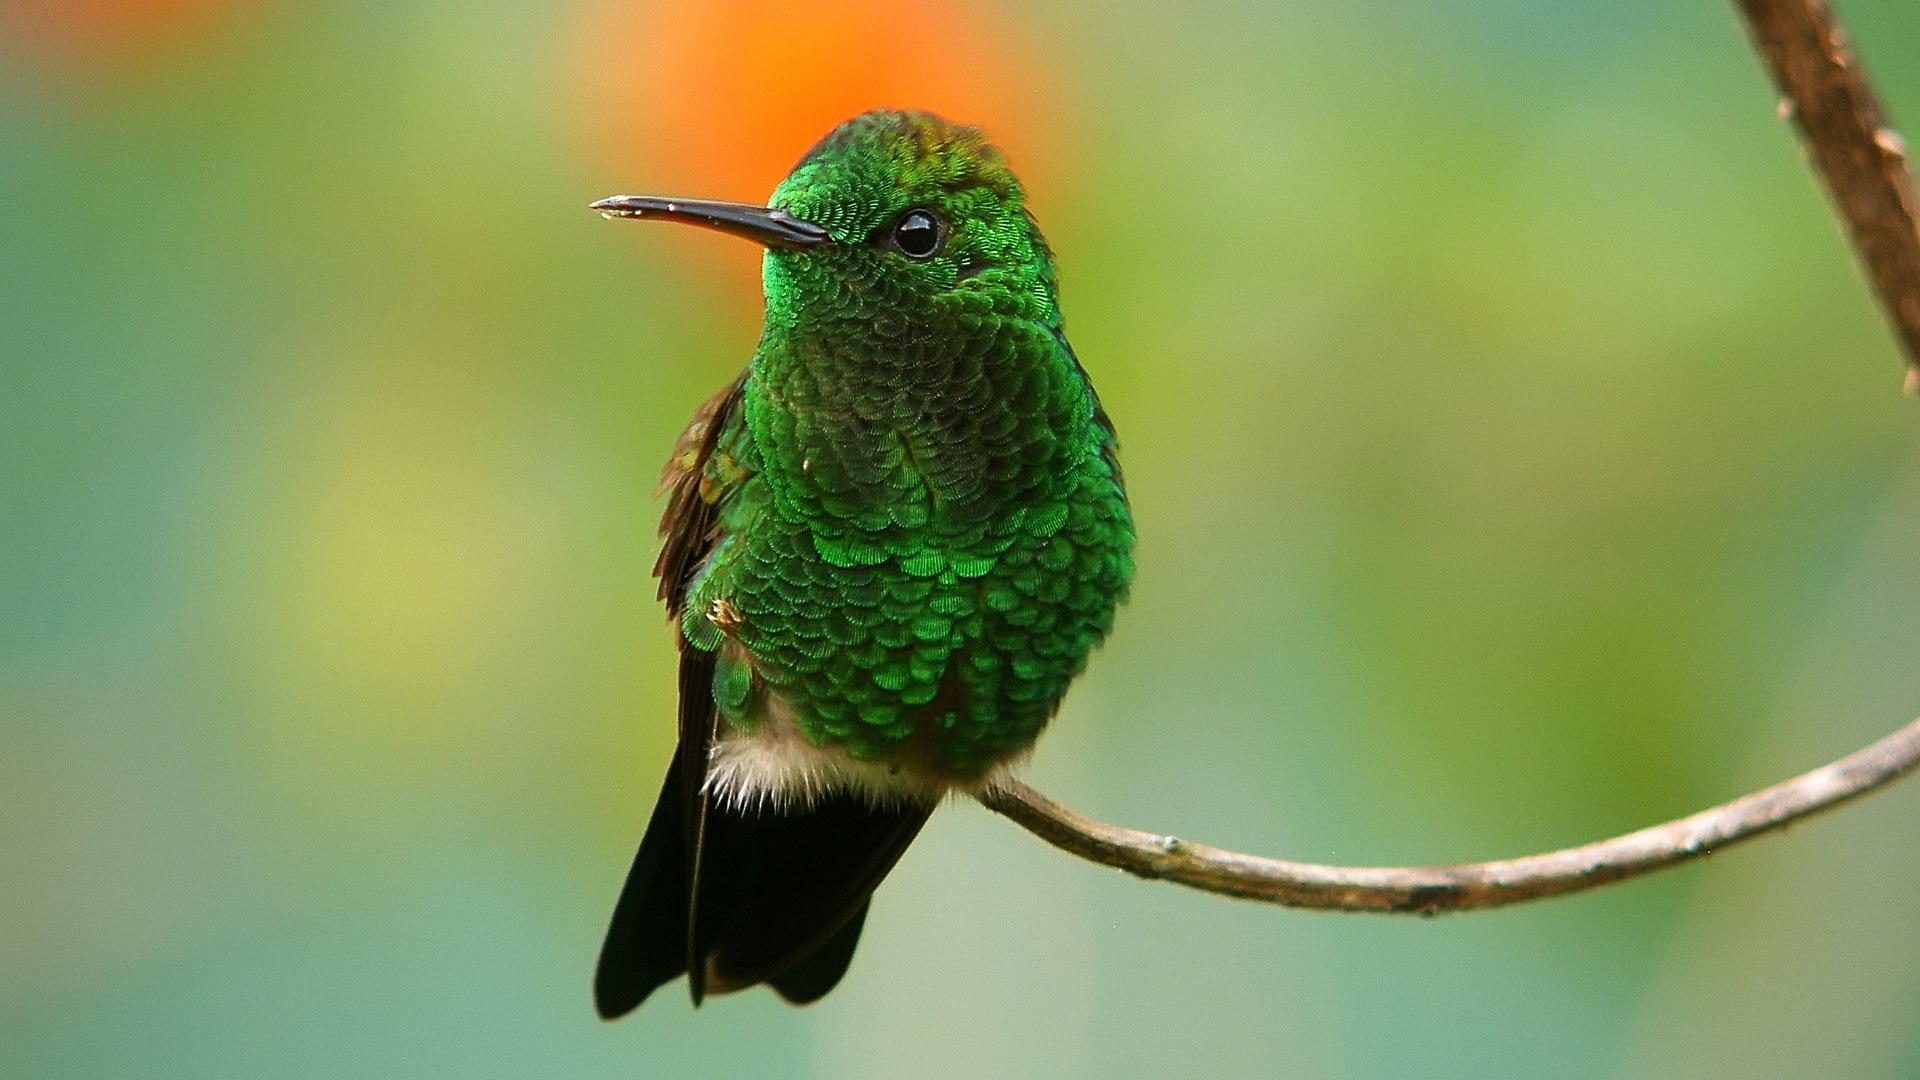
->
[[5, 1, 1920, 1077]]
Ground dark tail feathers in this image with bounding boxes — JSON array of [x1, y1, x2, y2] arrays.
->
[[593, 747, 932, 1017]]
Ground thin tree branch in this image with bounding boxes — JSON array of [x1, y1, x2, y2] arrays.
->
[[981, 718, 1920, 912], [975, 0, 1920, 907], [1735, 0, 1920, 388]]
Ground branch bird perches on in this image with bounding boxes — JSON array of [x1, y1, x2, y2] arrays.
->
[[983, 720, 1920, 912], [977, 0, 1920, 911]]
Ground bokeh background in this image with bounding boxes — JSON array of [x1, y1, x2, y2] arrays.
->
[[5, 0, 1920, 1076]]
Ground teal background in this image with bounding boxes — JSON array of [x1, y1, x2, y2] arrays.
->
[[5, 2, 1920, 1077]]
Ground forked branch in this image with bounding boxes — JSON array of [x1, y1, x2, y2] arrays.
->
[[977, 0, 1920, 908]]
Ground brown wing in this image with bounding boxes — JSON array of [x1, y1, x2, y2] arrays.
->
[[656, 373, 751, 1000], [653, 371, 748, 615], [595, 374, 747, 1017]]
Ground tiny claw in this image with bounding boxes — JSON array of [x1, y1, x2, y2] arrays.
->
[[1904, 365, 1918, 396]]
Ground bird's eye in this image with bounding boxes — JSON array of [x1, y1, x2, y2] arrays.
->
[[890, 208, 944, 260]]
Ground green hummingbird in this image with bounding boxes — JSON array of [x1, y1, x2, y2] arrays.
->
[[589, 110, 1134, 1016]]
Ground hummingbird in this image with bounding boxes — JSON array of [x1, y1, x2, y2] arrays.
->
[[590, 110, 1134, 1016]]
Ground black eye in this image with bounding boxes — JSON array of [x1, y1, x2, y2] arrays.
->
[[890, 208, 944, 260]]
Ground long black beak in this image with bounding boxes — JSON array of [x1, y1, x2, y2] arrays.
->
[[589, 195, 831, 249]]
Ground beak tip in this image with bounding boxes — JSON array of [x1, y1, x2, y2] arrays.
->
[[584, 194, 828, 248]]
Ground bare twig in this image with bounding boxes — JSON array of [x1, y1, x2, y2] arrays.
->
[[1735, 0, 1920, 385], [982, 718, 1920, 911], [976, 0, 1920, 906]]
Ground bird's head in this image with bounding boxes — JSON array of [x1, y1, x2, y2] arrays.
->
[[593, 110, 1060, 335]]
